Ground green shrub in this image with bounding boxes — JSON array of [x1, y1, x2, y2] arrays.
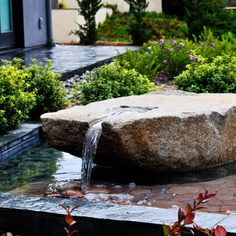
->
[[124, 0, 150, 45], [193, 29, 236, 60], [0, 58, 68, 133], [175, 55, 236, 93], [118, 38, 194, 81], [183, 0, 236, 38], [97, 11, 188, 42], [73, 61, 155, 104], [25, 60, 68, 119], [73, 0, 102, 44], [97, 12, 131, 42], [144, 12, 188, 40], [0, 59, 36, 133]]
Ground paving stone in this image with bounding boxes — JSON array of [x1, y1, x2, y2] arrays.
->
[[220, 205, 236, 213], [131, 189, 152, 195], [150, 200, 184, 209], [151, 186, 168, 195], [171, 193, 199, 201], [216, 194, 236, 201], [197, 205, 221, 213], [217, 188, 236, 195], [220, 200, 236, 207], [166, 186, 204, 194]]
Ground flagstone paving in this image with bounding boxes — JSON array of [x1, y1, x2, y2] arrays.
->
[[42, 172, 236, 216]]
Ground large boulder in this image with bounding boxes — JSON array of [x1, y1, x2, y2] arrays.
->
[[41, 93, 236, 172]]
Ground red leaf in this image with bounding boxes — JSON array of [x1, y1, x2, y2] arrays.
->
[[178, 208, 186, 222], [184, 204, 195, 225], [65, 214, 74, 225], [185, 204, 193, 214], [171, 222, 181, 233], [204, 228, 211, 235], [214, 225, 227, 236], [198, 193, 204, 202]]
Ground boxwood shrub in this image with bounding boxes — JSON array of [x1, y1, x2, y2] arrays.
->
[[73, 61, 155, 104], [175, 55, 236, 93], [0, 58, 68, 133], [25, 60, 68, 119], [0, 59, 36, 133]]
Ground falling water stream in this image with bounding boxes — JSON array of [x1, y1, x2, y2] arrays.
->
[[80, 106, 158, 191]]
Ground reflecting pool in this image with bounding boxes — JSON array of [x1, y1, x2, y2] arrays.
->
[[0, 144, 82, 193]]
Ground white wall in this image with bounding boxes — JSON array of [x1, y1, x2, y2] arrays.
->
[[52, 8, 112, 43], [54, 0, 162, 43], [59, 0, 162, 12]]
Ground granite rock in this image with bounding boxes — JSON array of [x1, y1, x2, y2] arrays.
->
[[41, 93, 236, 172]]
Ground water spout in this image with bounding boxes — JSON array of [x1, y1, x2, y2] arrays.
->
[[81, 121, 102, 190], [80, 106, 158, 191]]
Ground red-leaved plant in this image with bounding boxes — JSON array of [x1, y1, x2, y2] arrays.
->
[[60, 204, 80, 236], [163, 190, 227, 236]]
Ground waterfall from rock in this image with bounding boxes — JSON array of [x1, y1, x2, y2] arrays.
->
[[81, 121, 102, 190], [80, 106, 157, 191]]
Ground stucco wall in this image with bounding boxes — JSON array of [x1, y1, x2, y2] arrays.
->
[[52, 8, 112, 43], [61, 0, 162, 12], [53, 0, 162, 43]]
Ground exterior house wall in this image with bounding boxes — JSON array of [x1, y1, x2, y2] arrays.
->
[[22, 0, 49, 47], [61, 0, 162, 12], [53, 0, 162, 43], [52, 7, 112, 43]]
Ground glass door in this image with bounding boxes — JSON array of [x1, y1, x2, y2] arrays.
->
[[0, 0, 15, 49]]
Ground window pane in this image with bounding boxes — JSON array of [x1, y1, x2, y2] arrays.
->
[[0, 0, 12, 32]]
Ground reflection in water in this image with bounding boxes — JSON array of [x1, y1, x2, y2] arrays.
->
[[0, 144, 82, 192], [1, 143, 236, 195]]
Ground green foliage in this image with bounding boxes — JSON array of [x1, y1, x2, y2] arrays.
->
[[73, 61, 154, 104], [183, 0, 236, 38], [192, 28, 236, 60], [25, 60, 68, 119], [0, 59, 36, 133], [175, 55, 236, 93], [0, 58, 68, 133], [58, 0, 67, 9], [124, 0, 150, 45], [118, 38, 194, 80], [97, 12, 131, 42], [73, 0, 102, 44], [144, 12, 188, 40], [97, 11, 188, 43]]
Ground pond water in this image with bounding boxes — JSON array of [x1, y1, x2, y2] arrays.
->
[[0, 144, 82, 194], [3, 143, 236, 208]]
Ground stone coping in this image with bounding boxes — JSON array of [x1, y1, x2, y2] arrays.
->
[[0, 122, 42, 163], [0, 193, 235, 235]]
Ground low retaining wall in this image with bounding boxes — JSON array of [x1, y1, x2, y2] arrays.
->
[[0, 194, 235, 236], [0, 123, 42, 163]]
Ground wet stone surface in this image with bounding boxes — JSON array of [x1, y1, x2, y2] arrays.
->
[[0, 45, 136, 74], [0, 193, 235, 234]]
